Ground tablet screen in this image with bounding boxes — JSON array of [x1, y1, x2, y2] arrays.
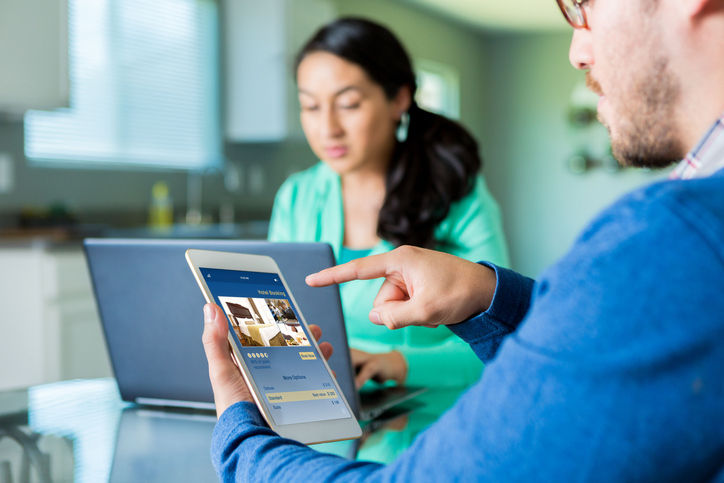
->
[[200, 267, 351, 426]]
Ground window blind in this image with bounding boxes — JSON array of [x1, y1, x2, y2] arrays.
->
[[24, 0, 220, 170]]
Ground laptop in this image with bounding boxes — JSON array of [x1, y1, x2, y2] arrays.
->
[[84, 238, 425, 421]]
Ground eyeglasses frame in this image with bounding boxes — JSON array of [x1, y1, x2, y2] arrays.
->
[[556, 0, 591, 30]]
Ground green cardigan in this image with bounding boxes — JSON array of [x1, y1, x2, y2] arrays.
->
[[268, 163, 509, 387]]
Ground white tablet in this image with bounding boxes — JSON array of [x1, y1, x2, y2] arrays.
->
[[185, 249, 362, 444]]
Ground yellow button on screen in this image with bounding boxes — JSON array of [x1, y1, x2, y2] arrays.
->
[[299, 352, 316, 360], [265, 389, 337, 403]]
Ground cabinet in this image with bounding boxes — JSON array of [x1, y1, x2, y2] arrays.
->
[[0, 243, 111, 391], [0, 0, 69, 113], [223, 0, 335, 142]]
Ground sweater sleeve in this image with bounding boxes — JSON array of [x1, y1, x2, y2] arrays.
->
[[447, 263, 535, 363], [211, 402, 383, 482]]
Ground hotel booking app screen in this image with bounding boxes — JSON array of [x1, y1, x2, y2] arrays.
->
[[200, 268, 350, 426]]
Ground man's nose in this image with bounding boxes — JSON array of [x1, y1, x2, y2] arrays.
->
[[569, 29, 593, 70]]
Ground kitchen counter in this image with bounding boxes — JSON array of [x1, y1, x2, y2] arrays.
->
[[0, 220, 269, 248]]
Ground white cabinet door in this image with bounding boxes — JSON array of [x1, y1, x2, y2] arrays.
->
[[223, 0, 335, 142], [0, 247, 47, 390], [0, 244, 111, 391], [0, 0, 69, 113]]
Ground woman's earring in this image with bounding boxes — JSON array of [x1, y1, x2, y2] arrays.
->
[[396, 112, 409, 143]]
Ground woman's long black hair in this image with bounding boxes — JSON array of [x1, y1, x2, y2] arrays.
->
[[295, 17, 482, 249]]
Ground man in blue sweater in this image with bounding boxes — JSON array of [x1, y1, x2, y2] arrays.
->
[[201, 0, 724, 480]]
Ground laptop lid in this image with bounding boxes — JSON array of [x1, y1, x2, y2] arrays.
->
[[84, 239, 360, 416]]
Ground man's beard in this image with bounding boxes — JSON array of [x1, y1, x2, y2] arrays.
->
[[587, 60, 685, 169]]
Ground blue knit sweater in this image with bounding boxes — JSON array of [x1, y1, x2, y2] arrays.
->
[[211, 170, 724, 482]]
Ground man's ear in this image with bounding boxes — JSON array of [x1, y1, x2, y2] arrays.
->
[[393, 85, 412, 119]]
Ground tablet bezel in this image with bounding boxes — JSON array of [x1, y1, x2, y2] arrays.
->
[[185, 248, 362, 444]]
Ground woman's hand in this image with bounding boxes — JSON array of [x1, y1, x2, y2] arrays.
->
[[350, 348, 407, 388], [306, 245, 497, 330], [202, 303, 333, 418]]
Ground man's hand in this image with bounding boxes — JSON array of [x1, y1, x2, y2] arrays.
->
[[350, 348, 407, 388], [202, 303, 333, 418], [306, 245, 497, 330]]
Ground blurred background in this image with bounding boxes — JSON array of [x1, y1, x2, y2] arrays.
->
[[0, 0, 664, 390]]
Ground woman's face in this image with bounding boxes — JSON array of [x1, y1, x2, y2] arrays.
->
[[296, 51, 407, 176]]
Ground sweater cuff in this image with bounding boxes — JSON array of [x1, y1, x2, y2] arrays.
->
[[482, 262, 535, 326], [448, 263, 534, 359]]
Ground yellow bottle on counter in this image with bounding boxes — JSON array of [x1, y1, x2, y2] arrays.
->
[[148, 181, 173, 229]]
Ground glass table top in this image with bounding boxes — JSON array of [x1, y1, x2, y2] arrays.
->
[[0, 379, 465, 482]]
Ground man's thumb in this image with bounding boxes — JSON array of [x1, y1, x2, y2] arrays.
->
[[370, 300, 416, 330], [202, 304, 230, 363]]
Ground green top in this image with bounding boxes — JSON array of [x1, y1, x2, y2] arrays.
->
[[268, 162, 509, 387]]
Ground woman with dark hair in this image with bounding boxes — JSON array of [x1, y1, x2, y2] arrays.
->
[[268, 17, 508, 389]]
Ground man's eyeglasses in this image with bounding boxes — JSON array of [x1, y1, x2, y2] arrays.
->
[[556, 0, 590, 29]]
